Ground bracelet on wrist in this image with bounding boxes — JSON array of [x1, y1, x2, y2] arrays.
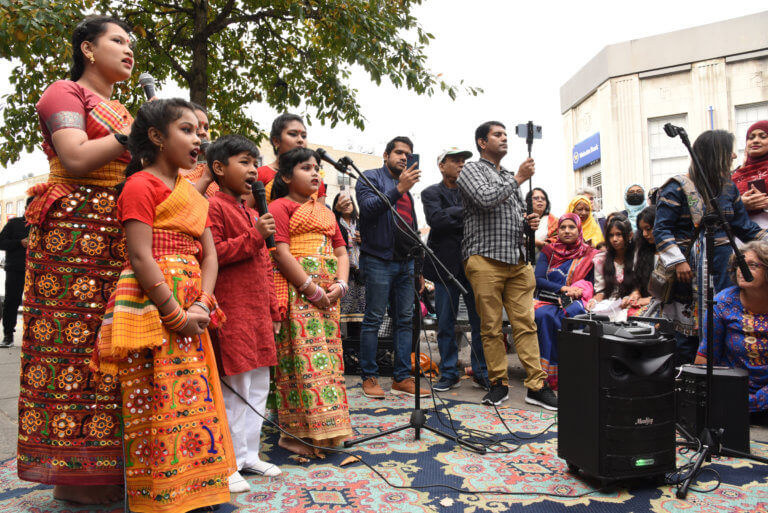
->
[[306, 284, 324, 303], [192, 301, 211, 315], [299, 277, 313, 292]]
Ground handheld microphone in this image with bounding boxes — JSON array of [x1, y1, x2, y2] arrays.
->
[[138, 72, 156, 99], [316, 148, 348, 174], [251, 180, 276, 252]]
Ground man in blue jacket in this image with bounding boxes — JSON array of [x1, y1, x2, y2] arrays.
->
[[356, 136, 429, 399], [422, 148, 489, 392]]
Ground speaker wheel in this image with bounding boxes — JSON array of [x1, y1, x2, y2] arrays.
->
[[566, 463, 579, 474]]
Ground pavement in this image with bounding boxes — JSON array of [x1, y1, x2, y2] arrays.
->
[[0, 317, 766, 463]]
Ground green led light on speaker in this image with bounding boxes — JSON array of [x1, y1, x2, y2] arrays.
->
[[634, 458, 655, 467]]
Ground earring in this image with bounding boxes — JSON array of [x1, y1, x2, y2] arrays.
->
[[88, 54, 95, 64], [159, 143, 165, 152]]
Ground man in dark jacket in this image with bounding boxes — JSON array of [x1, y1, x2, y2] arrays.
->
[[0, 198, 31, 347], [356, 136, 429, 399], [422, 148, 489, 392]]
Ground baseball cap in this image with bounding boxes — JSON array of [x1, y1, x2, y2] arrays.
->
[[436, 147, 473, 166]]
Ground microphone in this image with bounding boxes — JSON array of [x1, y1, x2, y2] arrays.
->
[[138, 72, 156, 99], [316, 148, 348, 174], [663, 123, 686, 139], [251, 180, 276, 252]]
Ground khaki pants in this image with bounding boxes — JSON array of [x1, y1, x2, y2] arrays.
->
[[464, 255, 546, 390]]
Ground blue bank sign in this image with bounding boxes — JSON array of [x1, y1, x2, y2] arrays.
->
[[572, 133, 601, 170]]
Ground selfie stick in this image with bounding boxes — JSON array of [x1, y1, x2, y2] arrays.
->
[[517, 121, 541, 265]]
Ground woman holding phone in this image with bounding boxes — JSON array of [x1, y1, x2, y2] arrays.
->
[[732, 120, 768, 231]]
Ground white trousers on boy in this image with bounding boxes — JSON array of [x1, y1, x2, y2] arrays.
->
[[221, 366, 270, 469]]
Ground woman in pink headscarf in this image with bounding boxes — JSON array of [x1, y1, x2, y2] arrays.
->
[[732, 120, 768, 230], [533, 213, 598, 389]]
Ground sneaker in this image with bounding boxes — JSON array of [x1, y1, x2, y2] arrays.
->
[[525, 383, 558, 411], [432, 377, 460, 392], [391, 377, 430, 397], [362, 377, 385, 399], [242, 459, 281, 477], [482, 381, 509, 406], [472, 376, 491, 391], [0, 334, 12, 347], [228, 470, 252, 493]]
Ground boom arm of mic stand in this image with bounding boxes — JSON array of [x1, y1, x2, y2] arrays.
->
[[339, 158, 468, 296]]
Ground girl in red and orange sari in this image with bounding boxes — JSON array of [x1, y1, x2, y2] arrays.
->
[[18, 16, 134, 505], [269, 147, 352, 457], [93, 99, 235, 513]]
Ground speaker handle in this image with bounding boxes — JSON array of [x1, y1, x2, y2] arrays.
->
[[562, 315, 608, 336], [611, 353, 672, 377], [627, 316, 674, 336]]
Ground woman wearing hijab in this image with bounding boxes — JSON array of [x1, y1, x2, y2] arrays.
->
[[533, 213, 598, 390], [620, 184, 647, 230], [731, 120, 768, 230], [566, 195, 604, 247]]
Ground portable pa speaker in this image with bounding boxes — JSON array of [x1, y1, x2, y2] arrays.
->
[[676, 364, 750, 453], [557, 316, 677, 482]]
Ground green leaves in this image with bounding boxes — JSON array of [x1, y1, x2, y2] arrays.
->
[[0, 0, 480, 165]]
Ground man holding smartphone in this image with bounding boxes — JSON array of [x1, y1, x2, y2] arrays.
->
[[356, 136, 429, 399], [458, 121, 557, 410]]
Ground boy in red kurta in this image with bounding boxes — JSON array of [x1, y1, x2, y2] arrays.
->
[[207, 135, 282, 483]]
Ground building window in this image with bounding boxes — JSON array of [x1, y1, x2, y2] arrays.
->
[[735, 102, 768, 163], [17, 199, 24, 216], [649, 114, 689, 187], [5, 202, 13, 218], [582, 167, 603, 212]]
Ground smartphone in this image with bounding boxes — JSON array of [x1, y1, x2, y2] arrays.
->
[[748, 179, 767, 194], [339, 184, 350, 199], [406, 153, 420, 170]]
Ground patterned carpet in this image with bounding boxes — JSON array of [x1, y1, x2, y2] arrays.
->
[[1, 385, 767, 513]]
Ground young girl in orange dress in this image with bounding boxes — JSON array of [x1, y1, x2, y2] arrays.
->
[[269, 147, 352, 456], [93, 98, 235, 513]]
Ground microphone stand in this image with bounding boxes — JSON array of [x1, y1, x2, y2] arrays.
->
[[330, 155, 486, 454], [663, 125, 768, 499]]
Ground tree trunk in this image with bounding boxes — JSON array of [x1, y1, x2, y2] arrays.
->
[[189, 0, 209, 109]]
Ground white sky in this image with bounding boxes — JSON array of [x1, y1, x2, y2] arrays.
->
[[1, 1, 765, 213]]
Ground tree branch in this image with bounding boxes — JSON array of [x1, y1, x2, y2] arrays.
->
[[144, 27, 190, 82], [145, 0, 192, 14], [203, 0, 236, 37]]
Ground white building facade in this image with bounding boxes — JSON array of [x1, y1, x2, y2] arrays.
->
[[561, 11, 768, 214]]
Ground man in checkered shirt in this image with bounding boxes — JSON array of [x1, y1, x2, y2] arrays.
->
[[457, 121, 557, 410]]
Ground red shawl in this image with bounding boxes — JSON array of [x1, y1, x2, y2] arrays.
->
[[540, 213, 597, 284], [732, 120, 768, 202]]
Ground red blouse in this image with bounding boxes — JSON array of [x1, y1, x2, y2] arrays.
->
[[119, 171, 211, 227], [208, 192, 279, 375], [269, 197, 345, 247]]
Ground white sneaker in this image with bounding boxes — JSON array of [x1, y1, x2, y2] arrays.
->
[[242, 459, 282, 477], [229, 470, 252, 493]]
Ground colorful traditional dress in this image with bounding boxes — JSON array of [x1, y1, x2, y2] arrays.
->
[[697, 286, 768, 412], [180, 162, 219, 197], [94, 172, 235, 513], [533, 214, 597, 390], [269, 197, 352, 446], [18, 80, 130, 485]]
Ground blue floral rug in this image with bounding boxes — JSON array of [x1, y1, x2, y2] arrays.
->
[[1, 385, 767, 512]]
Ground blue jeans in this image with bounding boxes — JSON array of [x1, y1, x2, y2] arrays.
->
[[434, 279, 488, 382], [359, 254, 415, 382]]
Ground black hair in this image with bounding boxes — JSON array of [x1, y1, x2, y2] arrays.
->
[[331, 193, 359, 246], [271, 147, 320, 200], [690, 129, 734, 203], [269, 113, 305, 156], [205, 134, 260, 185], [525, 187, 551, 216], [474, 121, 505, 153], [601, 214, 635, 299], [634, 206, 657, 296], [384, 136, 414, 155], [124, 98, 196, 177], [70, 16, 132, 81], [189, 102, 206, 114]]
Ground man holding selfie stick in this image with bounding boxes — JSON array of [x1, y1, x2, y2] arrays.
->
[[458, 121, 557, 409], [356, 136, 429, 399]]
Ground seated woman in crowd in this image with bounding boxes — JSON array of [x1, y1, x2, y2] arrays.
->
[[694, 241, 768, 423], [732, 120, 768, 232], [626, 206, 658, 314], [620, 184, 647, 230], [526, 187, 558, 259], [587, 214, 637, 321], [534, 213, 598, 390], [567, 194, 604, 247]]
